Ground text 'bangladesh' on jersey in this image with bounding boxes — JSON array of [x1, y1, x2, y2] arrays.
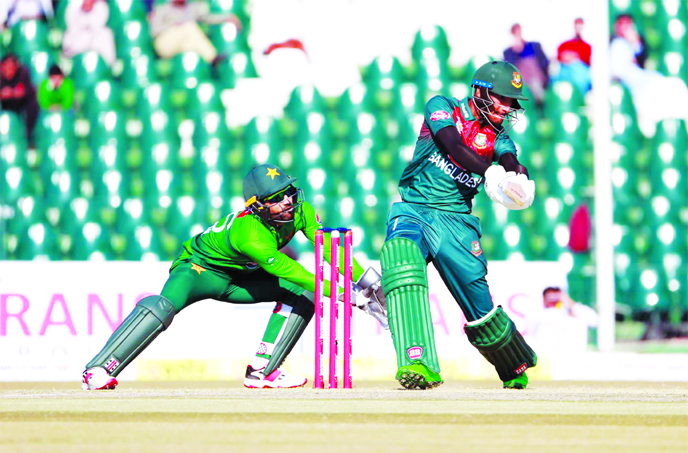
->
[[398, 96, 517, 213], [172, 201, 364, 295]]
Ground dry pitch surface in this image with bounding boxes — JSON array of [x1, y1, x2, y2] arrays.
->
[[1, 380, 687, 453]]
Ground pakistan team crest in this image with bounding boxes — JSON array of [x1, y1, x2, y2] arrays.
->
[[471, 240, 482, 256]]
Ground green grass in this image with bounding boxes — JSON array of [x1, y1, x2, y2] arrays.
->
[[1, 381, 687, 452]]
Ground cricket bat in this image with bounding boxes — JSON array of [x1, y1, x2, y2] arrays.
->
[[502, 181, 526, 207]]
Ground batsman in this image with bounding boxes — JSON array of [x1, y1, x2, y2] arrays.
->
[[82, 164, 387, 390], [381, 61, 538, 389]]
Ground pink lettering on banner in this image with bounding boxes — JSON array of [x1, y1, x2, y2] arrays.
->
[[429, 294, 450, 335], [507, 293, 529, 335], [88, 294, 124, 335], [39, 294, 76, 336], [135, 293, 155, 305], [1, 294, 31, 336]]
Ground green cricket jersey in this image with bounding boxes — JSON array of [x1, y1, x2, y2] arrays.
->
[[399, 95, 517, 213], [171, 201, 364, 295]]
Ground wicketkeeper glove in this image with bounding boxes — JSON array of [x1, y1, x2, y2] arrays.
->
[[339, 267, 389, 330], [484, 165, 535, 210]]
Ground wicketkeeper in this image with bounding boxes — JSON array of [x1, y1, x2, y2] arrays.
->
[[381, 61, 538, 389], [82, 164, 387, 390]]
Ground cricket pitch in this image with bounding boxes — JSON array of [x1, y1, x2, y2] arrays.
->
[[1, 380, 687, 452]]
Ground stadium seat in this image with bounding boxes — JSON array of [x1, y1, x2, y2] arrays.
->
[[214, 51, 257, 88], [26, 50, 57, 82], [284, 85, 328, 120], [170, 52, 211, 89], [68, 51, 112, 90], [7, 20, 50, 59], [115, 20, 155, 64], [0, 111, 28, 151], [544, 81, 585, 117], [89, 110, 129, 159], [243, 116, 286, 167], [120, 54, 158, 93], [209, 21, 249, 55], [609, 83, 643, 148], [15, 221, 62, 259], [411, 25, 450, 62], [108, 0, 149, 29]]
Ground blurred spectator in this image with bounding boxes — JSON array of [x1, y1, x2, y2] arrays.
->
[[143, 0, 155, 14], [150, 0, 241, 66], [610, 14, 688, 133], [554, 18, 592, 94], [37, 64, 75, 111], [1, 0, 53, 28], [613, 14, 647, 68], [503, 23, 549, 106], [62, 0, 117, 67], [531, 287, 598, 355], [0, 53, 39, 147]]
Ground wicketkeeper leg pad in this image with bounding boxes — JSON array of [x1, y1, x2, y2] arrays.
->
[[86, 295, 176, 377], [381, 237, 440, 373], [264, 294, 314, 376], [464, 305, 537, 382]]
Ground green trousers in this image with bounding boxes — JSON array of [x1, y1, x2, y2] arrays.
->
[[385, 202, 493, 321], [161, 259, 307, 312]]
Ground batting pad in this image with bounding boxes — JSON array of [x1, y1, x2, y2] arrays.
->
[[381, 238, 440, 373], [86, 295, 175, 377], [464, 306, 537, 381], [264, 294, 314, 376]]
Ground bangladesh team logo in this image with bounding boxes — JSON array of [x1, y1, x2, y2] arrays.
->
[[512, 72, 523, 88], [473, 133, 487, 149], [471, 241, 482, 256]]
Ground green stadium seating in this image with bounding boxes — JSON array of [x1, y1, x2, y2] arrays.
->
[[120, 53, 158, 91], [83, 80, 123, 122], [284, 85, 327, 120], [0, 111, 28, 150], [209, 22, 249, 55], [68, 51, 112, 90], [8, 20, 49, 59], [25, 50, 57, 83], [214, 51, 257, 88], [169, 51, 211, 88], [108, 0, 149, 29], [411, 25, 450, 62], [115, 20, 155, 63], [16, 222, 61, 260]]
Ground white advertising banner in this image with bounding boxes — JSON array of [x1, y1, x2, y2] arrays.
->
[[0, 260, 590, 383]]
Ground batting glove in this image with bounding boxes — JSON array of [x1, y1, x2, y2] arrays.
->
[[498, 173, 535, 210], [484, 165, 515, 205]]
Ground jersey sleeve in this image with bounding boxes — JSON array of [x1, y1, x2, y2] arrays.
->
[[424, 95, 457, 136], [300, 201, 365, 282], [233, 217, 336, 295], [492, 133, 517, 162]]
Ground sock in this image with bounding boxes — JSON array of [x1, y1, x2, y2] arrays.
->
[[251, 302, 292, 368]]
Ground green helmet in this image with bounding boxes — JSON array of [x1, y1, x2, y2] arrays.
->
[[472, 60, 528, 106], [243, 164, 302, 224]]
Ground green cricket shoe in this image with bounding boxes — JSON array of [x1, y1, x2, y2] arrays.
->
[[395, 360, 443, 390], [503, 371, 529, 389]]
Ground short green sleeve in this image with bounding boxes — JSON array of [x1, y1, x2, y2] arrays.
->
[[424, 95, 456, 136], [492, 133, 517, 162]]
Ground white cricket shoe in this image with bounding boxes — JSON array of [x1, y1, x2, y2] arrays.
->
[[243, 365, 307, 389], [81, 367, 118, 390]]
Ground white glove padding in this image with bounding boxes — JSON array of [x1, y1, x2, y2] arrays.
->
[[356, 267, 387, 311], [498, 173, 535, 210], [484, 165, 516, 205], [337, 267, 389, 329]]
